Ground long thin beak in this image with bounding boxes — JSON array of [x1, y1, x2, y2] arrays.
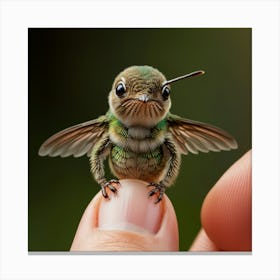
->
[[162, 70, 205, 86]]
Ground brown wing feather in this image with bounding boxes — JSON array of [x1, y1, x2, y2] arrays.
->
[[38, 115, 108, 158], [167, 114, 238, 155]]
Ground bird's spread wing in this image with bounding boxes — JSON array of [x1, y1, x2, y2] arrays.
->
[[38, 115, 109, 158], [167, 114, 238, 155]]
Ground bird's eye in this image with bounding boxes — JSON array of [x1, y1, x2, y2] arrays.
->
[[162, 85, 171, 100], [115, 81, 126, 98]]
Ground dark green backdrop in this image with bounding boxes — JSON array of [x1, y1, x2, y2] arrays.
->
[[28, 28, 251, 251]]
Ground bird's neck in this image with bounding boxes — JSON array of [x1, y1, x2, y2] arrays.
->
[[107, 110, 167, 137]]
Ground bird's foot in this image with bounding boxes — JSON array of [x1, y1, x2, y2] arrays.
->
[[147, 182, 166, 204], [101, 179, 120, 199]]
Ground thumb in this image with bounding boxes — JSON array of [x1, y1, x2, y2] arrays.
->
[[70, 179, 179, 251]]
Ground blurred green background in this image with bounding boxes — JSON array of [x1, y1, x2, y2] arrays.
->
[[28, 28, 251, 251]]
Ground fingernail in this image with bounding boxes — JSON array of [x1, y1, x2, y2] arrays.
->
[[98, 179, 163, 234]]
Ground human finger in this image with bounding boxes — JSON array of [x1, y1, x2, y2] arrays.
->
[[70, 179, 179, 251], [190, 150, 252, 251]]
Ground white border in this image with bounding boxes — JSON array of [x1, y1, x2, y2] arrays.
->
[[0, 0, 279, 279]]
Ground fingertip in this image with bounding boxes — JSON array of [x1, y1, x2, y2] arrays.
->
[[201, 150, 252, 251], [98, 179, 163, 235], [71, 179, 179, 251]]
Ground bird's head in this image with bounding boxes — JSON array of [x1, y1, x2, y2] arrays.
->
[[108, 65, 204, 128], [108, 65, 171, 128]]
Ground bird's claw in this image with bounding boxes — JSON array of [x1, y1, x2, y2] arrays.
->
[[101, 179, 120, 199], [147, 182, 166, 204]]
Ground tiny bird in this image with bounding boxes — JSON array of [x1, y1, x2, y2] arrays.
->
[[39, 66, 237, 203]]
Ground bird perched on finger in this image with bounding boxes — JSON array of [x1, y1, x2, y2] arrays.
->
[[39, 65, 237, 203]]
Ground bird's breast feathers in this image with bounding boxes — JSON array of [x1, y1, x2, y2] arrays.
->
[[108, 119, 168, 154]]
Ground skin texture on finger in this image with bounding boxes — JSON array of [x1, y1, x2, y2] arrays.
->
[[199, 150, 252, 251], [70, 179, 179, 251]]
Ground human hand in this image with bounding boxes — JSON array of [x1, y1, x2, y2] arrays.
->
[[70, 150, 251, 251]]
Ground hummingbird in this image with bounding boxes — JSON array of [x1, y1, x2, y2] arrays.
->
[[39, 65, 237, 203]]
